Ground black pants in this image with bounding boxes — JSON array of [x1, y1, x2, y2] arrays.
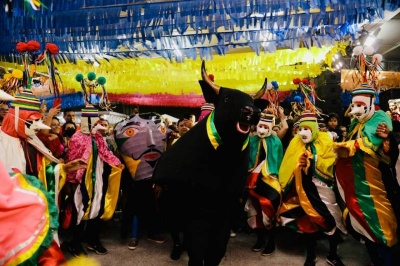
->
[[182, 186, 234, 266], [120, 179, 160, 239]]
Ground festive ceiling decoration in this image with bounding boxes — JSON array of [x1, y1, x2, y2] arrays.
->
[[1, 44, 345, 107], [1, 0, 399, 62]]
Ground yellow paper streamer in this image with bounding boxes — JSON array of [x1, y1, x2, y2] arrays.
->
[[1, 44, 345, 96]]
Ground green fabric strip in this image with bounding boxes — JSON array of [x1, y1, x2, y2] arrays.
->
[[352, 151, 386, 244]]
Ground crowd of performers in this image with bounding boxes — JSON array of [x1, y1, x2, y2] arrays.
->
[[1, 80, 400, 266]]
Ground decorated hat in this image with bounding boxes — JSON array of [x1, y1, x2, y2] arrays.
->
[[352, 83, 375, 97], [352, 83, 375, 107], [298, 110, 319, 141], [198, 102, 215, 122], [259, 112, 275, 124], [80, 104, 100, 134], [11, 89, 41, 111]]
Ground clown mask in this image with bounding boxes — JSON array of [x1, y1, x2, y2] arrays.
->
[[25, 118, 50, 137], [298, 126, 313, 144], [350, 95, 375, 123], [256, 120, 272, 138]]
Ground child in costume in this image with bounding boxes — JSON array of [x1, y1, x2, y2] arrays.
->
[[334, 84, 400, 266], [277, 110, 346, 266], [245, 112, 283, 256]]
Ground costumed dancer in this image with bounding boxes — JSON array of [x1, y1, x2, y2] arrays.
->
[[66, 104, 124, 257], [245, 112, 283, 256], [0, 89, 86, 204], [0, 162, 66, 266], [334, 84, 400, 266], [277, 110, 346, 266], [114, 112, 167, 250]]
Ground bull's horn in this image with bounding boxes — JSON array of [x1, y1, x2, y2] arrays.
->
[[201, 60, 220, 94], [252, 78, 267, 99]]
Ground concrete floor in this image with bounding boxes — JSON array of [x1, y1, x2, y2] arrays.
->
[[61, 219, 372, 266]]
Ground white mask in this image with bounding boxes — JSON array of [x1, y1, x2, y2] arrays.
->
[[350, 95, 375, 123], [298, 126, 312, 144], [25, 119, 51, 137], [256, 121, 272, 138]]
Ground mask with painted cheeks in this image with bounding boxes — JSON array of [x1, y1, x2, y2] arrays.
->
[[298, 126, 313, 144], [350, 97, 375, 123], [256, 112, 275, 139]]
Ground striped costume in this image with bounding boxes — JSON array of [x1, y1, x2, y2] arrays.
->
[[278, 131, 346, 235], [335, 110, 398, 247], [245, 134, 283, 229]]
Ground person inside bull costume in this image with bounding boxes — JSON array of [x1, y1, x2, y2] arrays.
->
[[152, 61, 264, 265], [245, 110, 283, 256], [277, 110, 347, 266], [334, 84, 400, 266]]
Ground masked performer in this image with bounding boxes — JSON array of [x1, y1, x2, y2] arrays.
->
[[335, 85, 400, 266], [0, 89, 86, 205], [114, 112, 167, 250], [66, 105, 123, 257], [245, 112, 283, 256], [278, 111, 346, 266]]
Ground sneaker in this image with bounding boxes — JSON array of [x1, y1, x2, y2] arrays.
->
[[87, 240, 108, 255], [230, 230, 237, 238], [127, 238, 138, 250], [326, 254, 345, 266], [304, 255, 316, 266], [69, 242, 87, 257], [170, 244, 183, 260], [252, 240, 265, 252], [261, 241, 275, 256], [147, 235, 166, 244]]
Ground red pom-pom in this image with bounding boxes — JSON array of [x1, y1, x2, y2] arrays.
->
[[46, 43, 59, 55], [309, 82, 315, 88], [208, 74, 214, 82], [293, 78, 301, 85], [27, 40, 40, 52], [16, 42, 28, 53], [302, 78, 309, 85]]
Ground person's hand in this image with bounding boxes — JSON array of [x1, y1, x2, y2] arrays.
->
[[298, 152, 309, 167], [63, 159, 87, 172], [278, 106, 285, 119], [376, 123, 390, 139], [48, 105, 61, 118]]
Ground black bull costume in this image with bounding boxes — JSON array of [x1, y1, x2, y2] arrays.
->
[[152, 61, 266, 265]]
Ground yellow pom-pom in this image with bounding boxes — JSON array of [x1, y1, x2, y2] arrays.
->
[[12, 69, 23, 79]]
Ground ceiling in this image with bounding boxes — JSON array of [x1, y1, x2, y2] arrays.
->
[[1, 1, 400, 64]]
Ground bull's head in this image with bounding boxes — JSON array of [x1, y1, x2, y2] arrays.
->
[[199, 61, 263, 142]]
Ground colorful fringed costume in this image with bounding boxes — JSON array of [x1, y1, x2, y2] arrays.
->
[[246, 127, 283, 229], [335, 110, 399, 247], [278, 131, 346, 234], [67, 129, 122, 224], [0, 163, 65, 266]]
